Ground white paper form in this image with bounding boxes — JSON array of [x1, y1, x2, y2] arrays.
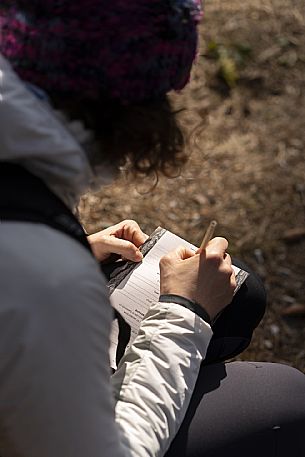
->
[[109, 231, 196, 368], [108, 229, 248, 369]]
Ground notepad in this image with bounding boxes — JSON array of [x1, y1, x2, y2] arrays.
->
[[108, 227, 249, 369]]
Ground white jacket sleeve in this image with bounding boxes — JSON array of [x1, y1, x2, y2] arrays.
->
[[0, 224, 212, 457], [112, 301, 212, 457]]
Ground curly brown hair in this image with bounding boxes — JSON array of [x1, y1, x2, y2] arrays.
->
[[50, 94, 189, 179]]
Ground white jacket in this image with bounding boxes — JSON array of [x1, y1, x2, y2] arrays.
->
[[0, 55, 213, 457]]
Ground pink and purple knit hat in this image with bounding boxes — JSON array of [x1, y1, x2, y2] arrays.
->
[[0, 0, 203, 103]]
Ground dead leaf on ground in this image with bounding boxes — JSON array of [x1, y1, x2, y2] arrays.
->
[[282, 227, 305, 243], [281, 304, 305, 318]]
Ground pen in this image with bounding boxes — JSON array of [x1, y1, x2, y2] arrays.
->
[[199, 220, 218, 250]]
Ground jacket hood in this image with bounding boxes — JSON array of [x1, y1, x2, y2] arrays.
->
[[0, 54, 101, 208]]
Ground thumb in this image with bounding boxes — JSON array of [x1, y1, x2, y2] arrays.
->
[[103, 236, 143, 262]]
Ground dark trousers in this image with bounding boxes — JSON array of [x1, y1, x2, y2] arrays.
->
[[165, 361, 305, 457], [102, 259, 305, 456]]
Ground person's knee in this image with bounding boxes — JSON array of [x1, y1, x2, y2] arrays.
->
[[227, 362, 305, 443], [244, 362, 305, 422], [258, 363, 305, 456], [271, 363, 305, 415]]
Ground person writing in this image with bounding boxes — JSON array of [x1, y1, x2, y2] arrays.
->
[[0, 1, 304, 456]]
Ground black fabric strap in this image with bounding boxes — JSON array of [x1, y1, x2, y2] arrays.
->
[[0, 162, 131, 367], [159, 294, 211, 325], [0, 162, 91, 252]]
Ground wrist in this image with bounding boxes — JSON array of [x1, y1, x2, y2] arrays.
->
[[159, 294, 211, 325]]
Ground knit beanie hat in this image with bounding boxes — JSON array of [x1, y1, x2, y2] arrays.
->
[[0, 1, 203, 103]]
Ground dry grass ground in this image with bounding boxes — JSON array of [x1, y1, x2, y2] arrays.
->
[[80, 0, 305, 372]]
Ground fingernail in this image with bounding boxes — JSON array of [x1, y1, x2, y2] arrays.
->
[[135, 250, 143, 261]]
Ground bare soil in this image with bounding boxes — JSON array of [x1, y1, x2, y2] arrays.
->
[[80, 0, 305, 372]]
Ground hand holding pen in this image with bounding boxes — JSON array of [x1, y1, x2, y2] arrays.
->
[[159, 220, 236, 320]]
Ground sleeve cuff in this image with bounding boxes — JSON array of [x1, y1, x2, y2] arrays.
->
[[159, 294, 211, 325]]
